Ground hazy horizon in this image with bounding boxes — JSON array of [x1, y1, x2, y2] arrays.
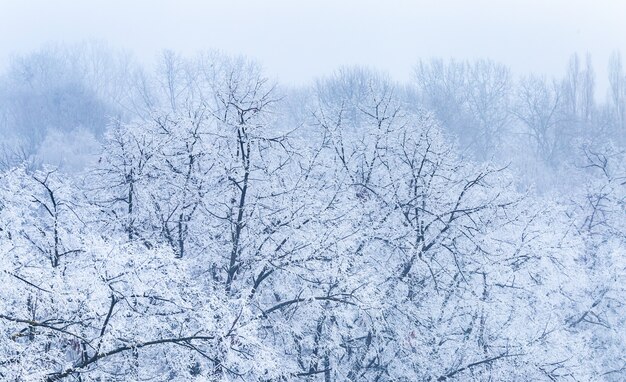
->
[[1, 0, 625, 95]]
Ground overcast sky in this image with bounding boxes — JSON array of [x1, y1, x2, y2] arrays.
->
[[1, 0, 625, 93]]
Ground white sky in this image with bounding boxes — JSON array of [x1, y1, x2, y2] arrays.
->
[[1, 0, 625, 94]]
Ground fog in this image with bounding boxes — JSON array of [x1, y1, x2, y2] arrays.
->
[[2, 0, 625, 90], [1, 2, 626, 381]]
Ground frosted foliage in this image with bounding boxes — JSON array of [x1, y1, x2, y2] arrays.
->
[[1, 54, 625, 381]]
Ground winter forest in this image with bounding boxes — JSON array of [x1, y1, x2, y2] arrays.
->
[[0, 26, 625, 382]]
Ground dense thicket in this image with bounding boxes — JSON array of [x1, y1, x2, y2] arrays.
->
[[0, 46, 625, 381]]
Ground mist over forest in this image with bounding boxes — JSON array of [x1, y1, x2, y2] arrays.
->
[[0, 7, 625, 382], [1, 43, 625, 188]]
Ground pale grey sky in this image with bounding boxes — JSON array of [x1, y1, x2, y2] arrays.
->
[[1, 0, 625, 93]]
